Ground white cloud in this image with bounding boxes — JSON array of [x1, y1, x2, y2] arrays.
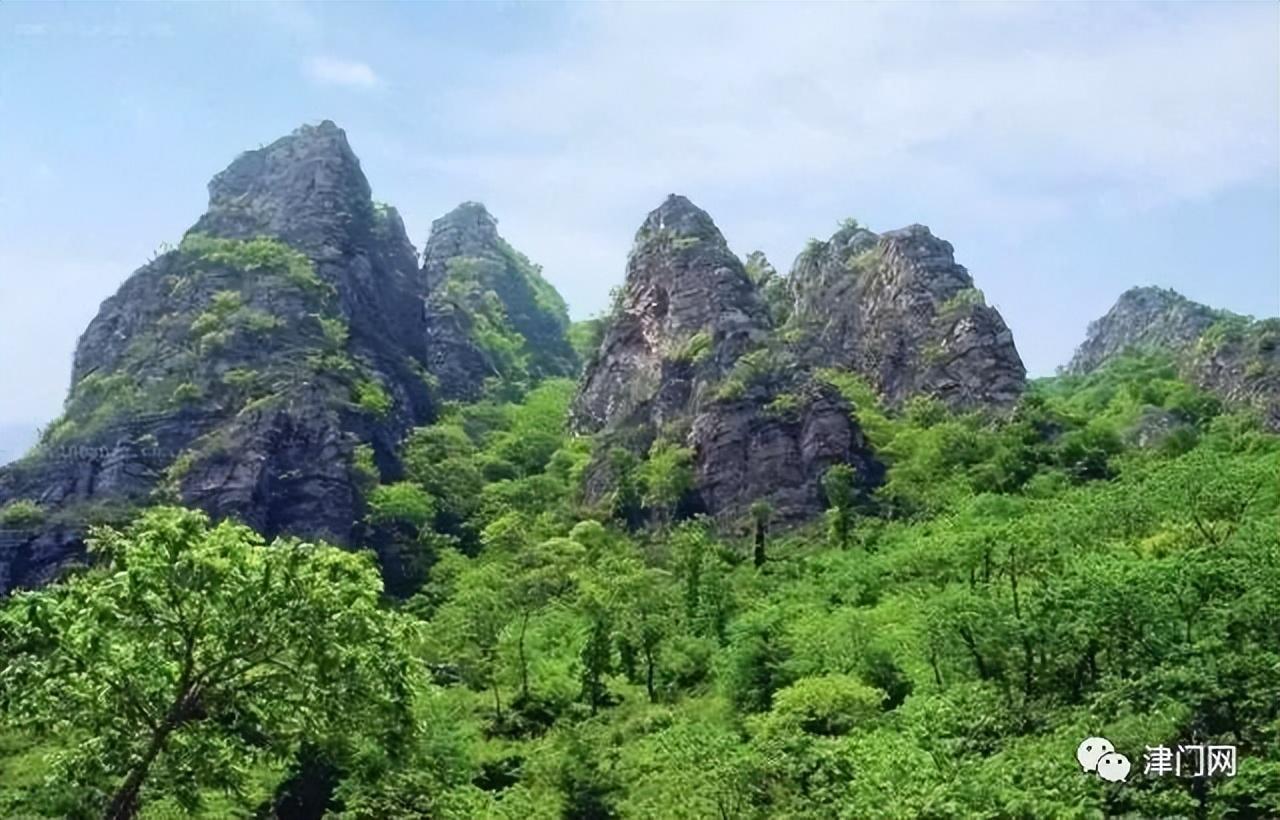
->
[[444, 3, 1275, 210], [387, 1, 1276, 329], [303, 56, 380, 89]]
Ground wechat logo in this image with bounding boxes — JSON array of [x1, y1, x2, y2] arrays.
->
[[1077, 736, 1131, 783]]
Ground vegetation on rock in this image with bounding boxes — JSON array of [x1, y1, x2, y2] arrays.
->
[[4, 353, 1276, 818]]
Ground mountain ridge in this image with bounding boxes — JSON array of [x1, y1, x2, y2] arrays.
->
[[3, 121, 1273, 593], [1066, 285, 1280, 428], [0, 122, 576, 592]]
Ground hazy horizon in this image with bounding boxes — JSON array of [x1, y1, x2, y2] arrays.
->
[[2, 1, 1278, 434]]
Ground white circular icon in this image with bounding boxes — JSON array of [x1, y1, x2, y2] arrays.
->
[[1096, 751, 1132, 783], [1076, 736, 1115, 773]]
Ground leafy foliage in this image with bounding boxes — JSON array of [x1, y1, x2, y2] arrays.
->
[[178, 233, 326, 294], [0, 500, 44, 528], [352, 379, 393, 418], [440, 244, 577, 386], [0, 508, 416, 819], [4, 354, 1279, 817]]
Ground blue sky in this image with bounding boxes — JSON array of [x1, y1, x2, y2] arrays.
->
[[1, 1, 1277, 440]]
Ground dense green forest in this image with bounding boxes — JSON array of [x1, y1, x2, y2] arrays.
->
[[2, 354, 1278, 818]]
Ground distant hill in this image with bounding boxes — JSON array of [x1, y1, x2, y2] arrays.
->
[[1067, 286, 1280, 428]]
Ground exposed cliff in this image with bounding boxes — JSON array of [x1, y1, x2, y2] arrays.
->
[[572, 195, 769, 434], [0, 123, 574, 592], [572, 201, 1035, 527], [1068, 286, 1280, 428], [422, 203, 577, 400], [573, 196, 877, 527], [789, 222, 1026, 410], [1065, 287, 1219, 375]]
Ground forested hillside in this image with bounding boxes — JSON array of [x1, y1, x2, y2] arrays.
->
[[2, 354, 1277, 818]]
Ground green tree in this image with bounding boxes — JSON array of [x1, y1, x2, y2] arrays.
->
[[429, 562, 511, 722], [822, 464, 858, 549], [510, 537, 585, 702], [0, 507, 415, 820], [366, 481, 436, 530], [612, 559, 675, 703], [608, 447, 644, 531], [642, 440, 695, 528], [750, 500, 772, 568], [579, 595, 613, 716], [722, 608, 793, 713]]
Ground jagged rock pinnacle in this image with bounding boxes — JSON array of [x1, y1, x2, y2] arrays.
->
[[421, 202, 501, 290], [191, 120, 374, 259], [1066, 286, 1217, 375]]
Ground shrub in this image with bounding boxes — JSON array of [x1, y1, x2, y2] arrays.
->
[[844, 246, 881, 274], [319, 316, 349, 349], [764, 675, 884, 736], [765, 392, 803, 419], [353, 379, 393, 418], [221, 368, 260, 393], [939, 287, 986, 315], [237, 309, 282, 334], [307, 351, 358, 378], [190, 290, 279, 341], [189, 290, 243, 338], [672, 331, 712, 365], [0, 500, 44, 528], [171, 382, 202, 404], [366, 482, 436, 529], [352, 444, 379, 494], [179, 232, 326, 294], [715, 348, 787, 401]]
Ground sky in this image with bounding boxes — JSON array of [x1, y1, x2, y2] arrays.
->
[[1, 1, 1278, 442]]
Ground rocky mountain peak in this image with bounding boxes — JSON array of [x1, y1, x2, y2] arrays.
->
[[1066, 286, 1218, 375], [192, 120, 375, 260], [572, 194, 768, 434], [0, 123, 589, 593], [572, 197, 876, 529], [421, 202, 501, 291], [1067, 287, 1279, 429], [420, 201, 577, 399], [638, 194, 722, 242], [876, 224, 974, 300], [789, 220, 1025, 410]]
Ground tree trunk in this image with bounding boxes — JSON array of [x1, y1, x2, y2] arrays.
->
[[753, 521, 767, 568], [105, 691, 193, 820], [105, 725, 171, 820], [644, 645, 657, 703], [491, 677, 504, 721], [517, 611, 531, 702]]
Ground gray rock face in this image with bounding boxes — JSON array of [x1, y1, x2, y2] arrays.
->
[[0, 122, 435, 592], [790, 223, 1026, 410], [572, 194, 769, 434], [573, 196, 875, 527], [177, 385, 359, 545], [1125, 406, 1194, 450], [1067, 287, 1280, 429], [1189, 325, 1280, 430], [1, 123, 568, 593], [422, 201, 501, 291], [192, 123, 431, 421], [421, 202, 577, 400], [1065, 287, 1218, 375], [691, 382, 882, 526], [193, 121, 375, 260], [0, 122, 581, 594]]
